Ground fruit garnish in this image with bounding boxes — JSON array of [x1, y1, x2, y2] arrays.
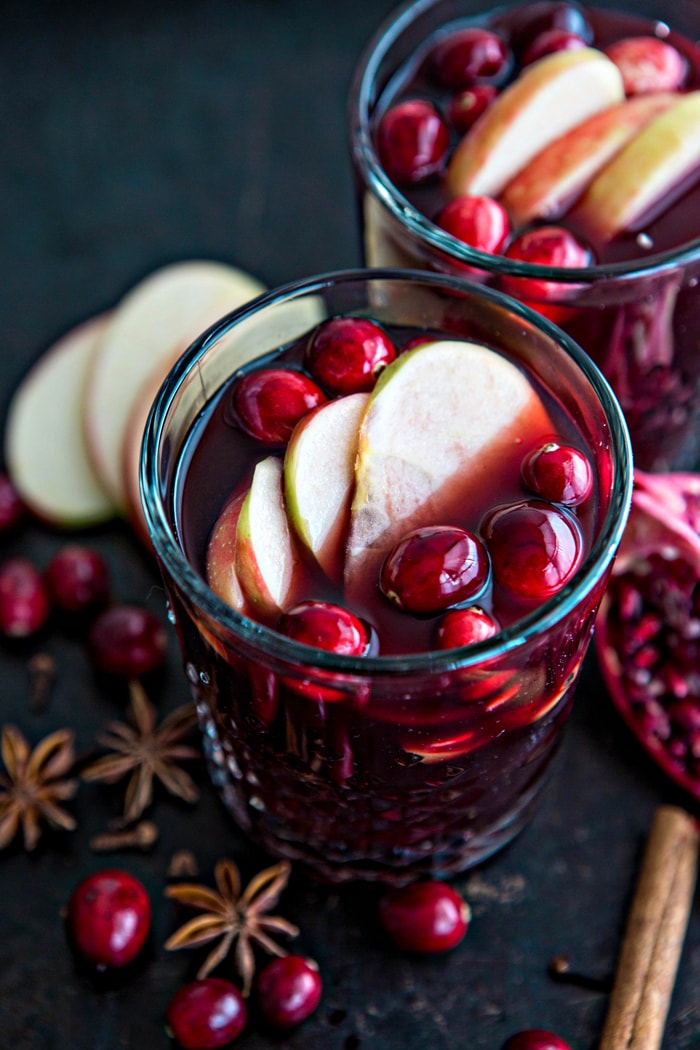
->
[[434, 605, 500, 650], [378, 880, 470, 953], [206, 491, 249, 614], [521, 27, 587, 65], [230, 367, 326, 445], [500, 1031, 573, 1050], [520, 442, 593, 506], [66, 868, 152, 969], [376, 99, 450, 186], [305, 316, 396, 395], [604, 35, 687, 96], [447, 85, 498, 134], [508, 1, 593, 58], [429, 27, 511, 89], [166, 978, 247, 1048], [379, 525, 490, 616], [255, 955, 322, 1029], [278, 600, 370, 656], [436, 194, 510, 255]]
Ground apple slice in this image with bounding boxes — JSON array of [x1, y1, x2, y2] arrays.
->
[[5, 313, 116, 528], [500, 92, 675, 228], [446, 47, 625, 199], [235, 456, 302, 618], [345, 339, 553, 597], [573, 91, 700, 241], [206, 490, 249, 614], [284, 392, 370, 579], [83, 260, 265, 512]]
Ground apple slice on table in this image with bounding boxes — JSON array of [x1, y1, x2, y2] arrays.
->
[[206, 490, 249, 615], [345, 339, 554, 598], [83, 260, 265, 513], [235, 456, 303, 619], [284, 392, 369, 580], [573, 91, 700, 241], [500, 92, 675, 228], [5, 313, 117, 528], [446, 47, 625, 199]]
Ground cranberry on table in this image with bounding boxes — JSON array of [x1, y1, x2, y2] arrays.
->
[[435, 605, 499, 650], [0, 557, 50, 637], [86, 604, 168, 676], [278, 600, 370, 656], [376, 99, 450, 185], [522, 27, 588, 64], [230, 367, 326, 445], [437, 195, 510, 255], [447, 85, 498, 134], [380, 526, 490, 616], [166, 978, 247, 1049], [521, 442, 593, 506], [430, 27, 511, 89], [501, 1030, 573, 1050], [604, 36, 687, 96], [305, 316, 396, 395], [66, 868, 151, 968], [255, 955, 322, 1029], [378, 880, 470, 953], [0, 473, 24, 533], [484, 500, 583, 602], [44, 545, 111, 614]]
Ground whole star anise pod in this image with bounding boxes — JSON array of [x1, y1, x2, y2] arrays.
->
[[81, 680, 200, 824], [165, 857, 299, 996], [0, 725, 78, 850]]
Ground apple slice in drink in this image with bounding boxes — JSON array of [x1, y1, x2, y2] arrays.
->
[[206, 490, 249, 615], [447, 48, 625, 199], [235, 456, 303, 618], [5, 313, 116, 528], [345, 339, 554, 598], [500, 93, 675, 228], [573, 91, 700, 241], [284, 392, 369, 580]]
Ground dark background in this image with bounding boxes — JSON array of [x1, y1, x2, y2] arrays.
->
[[1, 2, 698, 1048]]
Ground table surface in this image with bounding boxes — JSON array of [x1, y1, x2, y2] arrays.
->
[[1, 2, 699, 1048]]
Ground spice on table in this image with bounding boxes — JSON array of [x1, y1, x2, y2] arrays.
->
[[598, 804, 700, 1050], [89, 819, 159, 852], [0, 724, 78, 850], [27, 652, 57, 712]]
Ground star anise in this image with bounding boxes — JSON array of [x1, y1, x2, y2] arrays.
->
[[0, 725, 78, 851], [164, 857, 299, 996], [81, 680, 200, 824]]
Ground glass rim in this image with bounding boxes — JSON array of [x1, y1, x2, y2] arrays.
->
[[348, 0, 700, 283], [140, 266, 633, 677]]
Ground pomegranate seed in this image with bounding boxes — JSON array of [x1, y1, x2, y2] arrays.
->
[[437, 195, 510, 255], [278, 600, 369, 656], [509, 2, 592, 58], [255, 955, 322, 1029], [430, 27, 511, 89], [0, 473, 24, 533], [0, 557, 50, 637], [484, 500, 583, 602], [447, 84, 498, 134], [305, 316, 396, 395], [378, 880, 470, 952], [522, 27, 588, 64], [435, 605, 499, 649], [376, 99, 450, 185], [230, 368, 326, 445], [604, 36, 687, 96], [521, 442, 593, 506], [66, 868, 151, 968], [380, 526, 490, 616], [44, 545, 111, 614], [166, 978, 247, 1048], [86, 604, 168, 676], [500, 1031, 573, 1050]]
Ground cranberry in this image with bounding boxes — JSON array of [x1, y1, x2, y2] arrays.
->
[[447, 84, 498, 134], [0, 473, 24, 533], [279, 600, 369, 656], [435, 605, 499, 649], [44, 545, 111, 614], [436, 195, 510, 255], [305, 316, 396, 395], [501, 1031, 573, 1050], [522, 27, 588, 64], [380, 526, 490, 616], [430, 28, 511, 89], [604, 36, 687, 96], [484, 500, 583, 602], [521, 442, 593, 506], [230, 368, 326, 445], [501, 225, 591, 315], [86, 604, 168, 676], [0, 557, 50, 637], [376, 99, 450, 185], [378, 880, 470, 953], [66, 868, 151, 968], [255, 955, 322, 1029], [166, 978, 247, 1049], [509, 2, 592, 58]]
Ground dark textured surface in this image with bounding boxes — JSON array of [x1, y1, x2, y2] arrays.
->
[[0, 2, 699, 1048]]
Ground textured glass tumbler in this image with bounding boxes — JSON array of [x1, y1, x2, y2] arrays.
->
[[141, 268, 632, 884]]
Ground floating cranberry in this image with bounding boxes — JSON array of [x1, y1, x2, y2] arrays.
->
[[44, 545, 111, 614], [437, 195, 510, 255], [501, 225, 591, 312], [521, 442, 593, 506], [255, 955, 322, 1029], [509, 2, 592, 58], [230, 368, 326, 445], [305, 316, 396, 395], [380, 526, 490, 616], [0, 557, 50, 637], [447, 84, 498, 133], [522, 27, 588, 64], [66, 868, 151, 968], [376, 99, 450, 185], [86, 604, 168, 676], [435, 605, 500, 650], [0, 473, 24, 533], [430, 27, 511, 89], [604, 36, 687, 96], [166, 978, 247, 1049], [278, 600, 369, 656], [501, 1030, 573, 1050], [378, 880, 470, 953], [484, 500, 583, 602]]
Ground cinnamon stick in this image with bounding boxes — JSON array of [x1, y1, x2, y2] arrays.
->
[[598, 804, 700, 1050]]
